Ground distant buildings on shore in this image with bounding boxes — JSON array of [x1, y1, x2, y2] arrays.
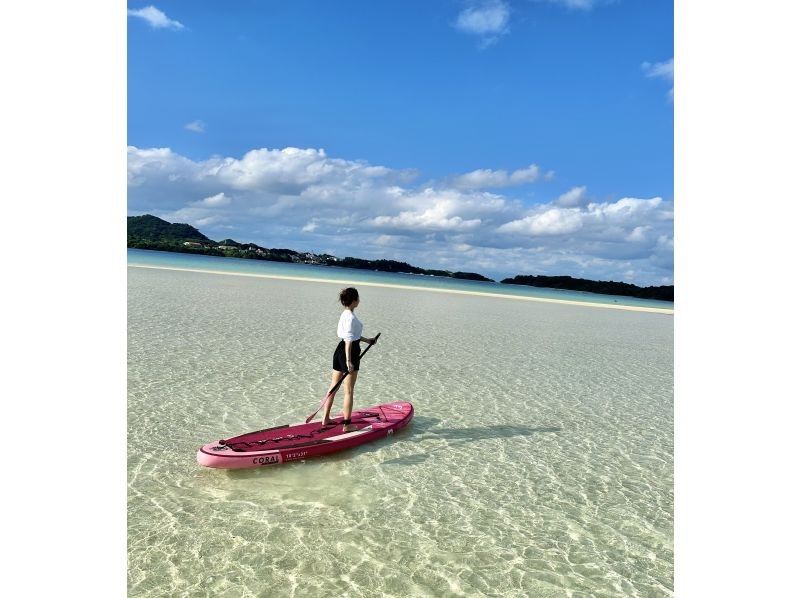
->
[[182, 241, 329, 265]]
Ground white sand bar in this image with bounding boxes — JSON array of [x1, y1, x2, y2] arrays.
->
[[128, 264, 674, 315]]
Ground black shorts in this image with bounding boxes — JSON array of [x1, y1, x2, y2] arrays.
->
[[332, 340, 361, 373]]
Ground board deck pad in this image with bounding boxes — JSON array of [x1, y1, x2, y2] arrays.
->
[[197, 402, 413, 469]]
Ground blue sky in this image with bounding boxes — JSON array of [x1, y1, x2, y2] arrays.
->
[[128, 1, 673, 285]]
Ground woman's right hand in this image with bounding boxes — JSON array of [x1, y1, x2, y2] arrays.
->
[[347, 360, 354, 373]]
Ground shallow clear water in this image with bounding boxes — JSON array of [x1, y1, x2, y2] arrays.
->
[[127, 249, 674, 311], [128, 265, 673, 597]]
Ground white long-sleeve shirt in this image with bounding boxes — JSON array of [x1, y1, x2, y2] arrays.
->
[[337, 309, 363, 342]]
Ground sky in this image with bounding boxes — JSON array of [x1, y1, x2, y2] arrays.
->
[[128, 0, 674, 285]]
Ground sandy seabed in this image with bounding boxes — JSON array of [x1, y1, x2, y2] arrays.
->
[[128, 265, 673, 597]]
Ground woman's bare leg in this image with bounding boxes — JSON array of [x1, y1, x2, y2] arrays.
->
[[322, 370, 344, 424], [342, 371, 358, 431]]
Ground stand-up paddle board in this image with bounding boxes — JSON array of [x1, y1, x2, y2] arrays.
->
[[197, 401, 413, 469]]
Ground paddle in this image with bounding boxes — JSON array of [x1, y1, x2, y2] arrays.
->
[[305, 332, 382, 423]]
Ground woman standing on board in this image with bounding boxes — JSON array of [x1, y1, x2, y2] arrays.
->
[[321, 287, 378, 432]]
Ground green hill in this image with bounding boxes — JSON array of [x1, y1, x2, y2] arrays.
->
[[127, 215, 212, 244]]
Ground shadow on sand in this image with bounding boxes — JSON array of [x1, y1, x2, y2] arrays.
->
[[377, 415, 562, 466]]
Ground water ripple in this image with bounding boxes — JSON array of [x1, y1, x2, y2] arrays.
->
[[129, 267, 673, 597]]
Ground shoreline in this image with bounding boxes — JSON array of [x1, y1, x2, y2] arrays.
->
[[128, 264, 674, 315]]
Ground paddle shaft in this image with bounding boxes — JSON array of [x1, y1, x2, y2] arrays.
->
[[327, 332, 381, 395], [305, 332, 381, 423]]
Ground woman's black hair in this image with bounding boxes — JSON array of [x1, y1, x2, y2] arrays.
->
[[339, 287, 359, 307]]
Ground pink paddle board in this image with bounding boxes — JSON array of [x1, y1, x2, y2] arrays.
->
[[197, 401, 414, 469]]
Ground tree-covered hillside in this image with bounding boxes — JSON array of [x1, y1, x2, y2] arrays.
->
[[501, 275, 674, 302], [127, 215, 212, 244]]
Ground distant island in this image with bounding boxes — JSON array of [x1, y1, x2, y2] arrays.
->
[[127, 215, 493, 281], [128, 214, 673, 301], [501, 275, 673, 302]]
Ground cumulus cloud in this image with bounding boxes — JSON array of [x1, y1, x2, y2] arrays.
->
[[127, 145, 673, 285], [492, 195, 673, 284], [627, 225, 651, 242], [372, 211, 481, 232], [454, 1, 510, 47], [368, 188, 512, 233], [498, 196, 670, 249], [555, 185, 587, 207], [498, 207, 583, 235], [185, 120, 205, 133], [128, 6, 184, 30], [213, 147, 414, 194], [451, 164, 541, 189], [127, 146, 198, 192]]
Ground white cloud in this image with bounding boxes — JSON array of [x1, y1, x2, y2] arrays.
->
[[498, 207, 584, 235], [538, 0, 602, 10], [373, 213, 481, 232], [555, 185, 587, 207], [454, 1, 510, 47], [375, 235, 402, 246], [589, 197, 664, 224], [626, 225, 651, 242], [185, 120, 205, 133], [498, 196, 669, 243], [163, 206, 227, 229], [642, 58, 674, 100], [126, 146, 197, 191], [127, 145, 673, 285], [452, 163, 541, 189], [194, 192, 230, 207], [642, 58, 674, 81], [371, 196, 483, 232], [128, 6, 184, 30], [210, 147, 414, 193], [455, 1, 509, 34]]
